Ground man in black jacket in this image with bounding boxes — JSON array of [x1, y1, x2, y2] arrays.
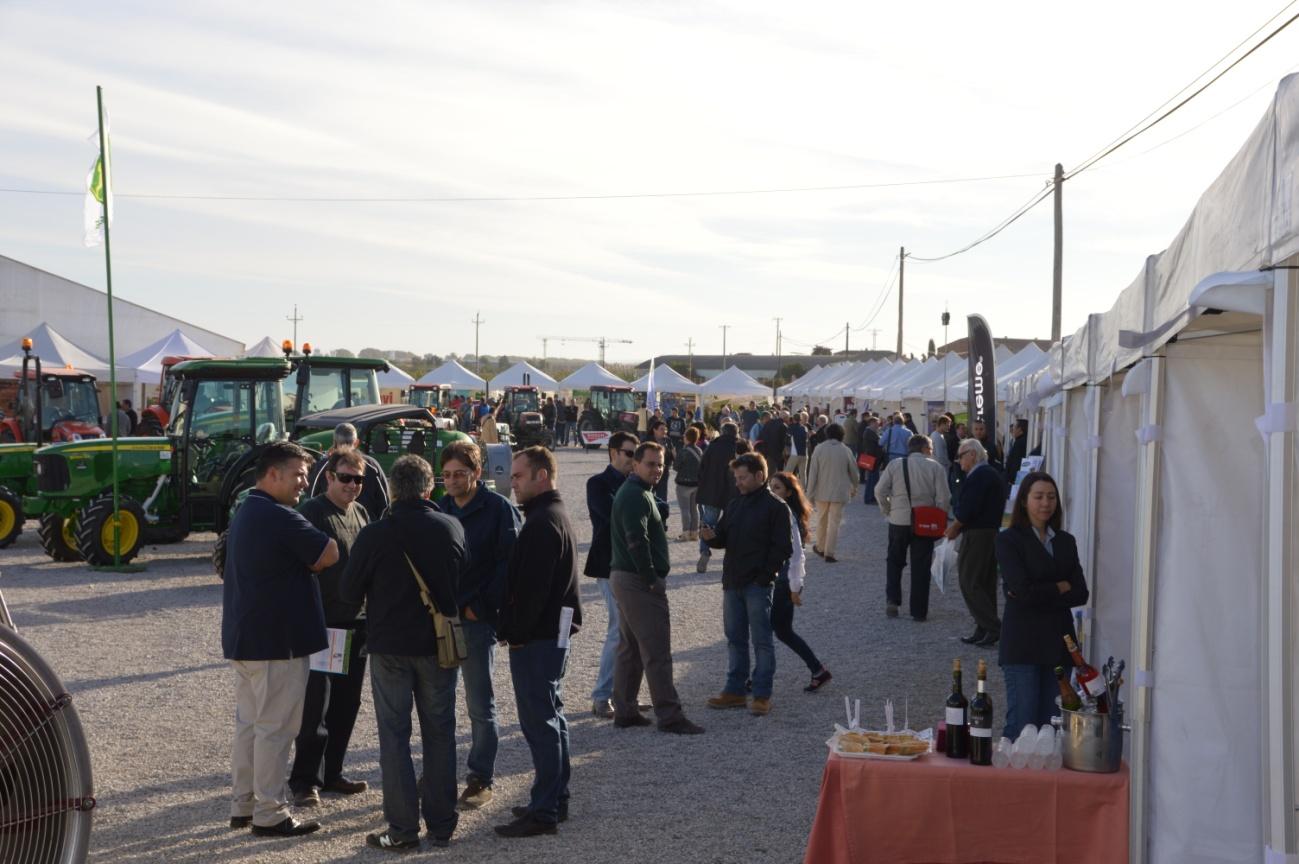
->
[[583, 431, 638, 718], [695, 422, 739, 573], [495, 447, 582, 838], [858, 416, 884, 503], [1005, 418, 1028, 479], [945, 439, 1007, 649], [757, 411, 788, 473], [700, 452, 793, 717], [340, 455, 466, 851]]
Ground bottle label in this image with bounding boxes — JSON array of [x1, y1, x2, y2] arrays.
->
[[1080, 676, 1107, 699], [970, 726, 992, 738], [946, 707, 966, 727]]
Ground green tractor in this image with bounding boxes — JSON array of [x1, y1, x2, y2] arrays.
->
[[282, 342, 389, 436], [30, 357, 294, 566]]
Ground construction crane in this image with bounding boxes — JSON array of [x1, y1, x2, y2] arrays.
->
[[540, 335, 633, 367]]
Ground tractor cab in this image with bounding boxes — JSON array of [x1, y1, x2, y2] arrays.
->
[[281, 342, 387, 433], [408, 384, 451, 412], [0, 340, 104, 443], [576, 385, 639, 448], [136, 354, 210, 436], [499, 385, 553, 450]]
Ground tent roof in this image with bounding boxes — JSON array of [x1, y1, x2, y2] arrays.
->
[[630, 363, 699, 394], [417, 359, 486, 390], [558, 362, 627, 390], [0, 322, 112, 377], [699, 365, 770, 398], [377, 364, 415, 387], [116, 328, 215, 383], [244, 336, 284, 358], [488, 361, 560, 392]]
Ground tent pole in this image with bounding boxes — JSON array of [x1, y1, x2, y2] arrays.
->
[[1081, 383, 1102, 656], [1263, 262, 1299, 854], [1129, 353, 1165, 864]]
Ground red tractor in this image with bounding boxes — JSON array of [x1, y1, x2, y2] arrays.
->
[[0, 339, 105, 443]]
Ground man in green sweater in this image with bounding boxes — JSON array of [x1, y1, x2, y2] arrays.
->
[[608, 441, 704, 735]]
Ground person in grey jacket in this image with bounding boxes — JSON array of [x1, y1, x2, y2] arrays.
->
[[803, 423, 859, 563], [673, 426, 703, 541], [875, 434, 950, 621]]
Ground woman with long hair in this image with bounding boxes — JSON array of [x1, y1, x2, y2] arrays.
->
[[769, 471, 832, 692], [995, 471, 1090, 736]]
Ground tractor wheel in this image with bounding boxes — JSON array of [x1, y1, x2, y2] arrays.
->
[[37, 513, 82, 562], [138, 414, 164, 437], [213, 529, 229, 580], [75, 495, 147, 566], [0, 486, 22, 548]]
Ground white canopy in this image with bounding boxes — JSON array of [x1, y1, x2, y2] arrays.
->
[[558, 362, 627, 390], [0, 322, 112, 377], [488, 361, 560, 392], [780, 363, 842, 397], [377, 364, 415, 388], [243, 336, 283, 358], [116, 328, 215, 385], [417, 359, 486, 391], [699, 365, 770, 398], [630, 363, 699, 394]]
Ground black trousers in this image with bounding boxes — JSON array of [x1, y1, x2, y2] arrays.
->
[[771, 578, 822, 674], [290, 626, 368, 792], [885, 524, 935, 619]]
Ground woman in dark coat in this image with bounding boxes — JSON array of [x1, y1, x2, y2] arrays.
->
[[995, 471, 1089, 738]]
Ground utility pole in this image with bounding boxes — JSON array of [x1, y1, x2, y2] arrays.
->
[[773, 317, 783, 393], [1052, 162, 1064, 342], [285, 304, 304, 348], [685, 337, 695, 379], [897, 246, 905, 359], [720, 324, 730, 370], [472, 311, 485, 374], [540, 337, 548, 370], [844, 321, 849, 355], [868, 328, 881, 351]]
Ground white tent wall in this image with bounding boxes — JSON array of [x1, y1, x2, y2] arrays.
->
[[1146, 333, 1264, 864], [1089, 376, 1139, 686]]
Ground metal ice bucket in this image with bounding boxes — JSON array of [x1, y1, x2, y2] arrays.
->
[[1059, 706, 1124, 773]]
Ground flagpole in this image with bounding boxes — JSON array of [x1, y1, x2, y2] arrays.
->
[[96, 84, 122, 569]]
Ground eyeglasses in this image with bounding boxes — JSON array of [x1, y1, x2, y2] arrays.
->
[[618, 449, 636, 458], [332, 471, 365, 485], [443, 469, 473, 480]]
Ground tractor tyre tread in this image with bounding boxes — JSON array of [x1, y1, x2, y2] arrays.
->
[[0, 486, 22, 548], [75, 494, 146, 566], [37, 513, 82, 562]]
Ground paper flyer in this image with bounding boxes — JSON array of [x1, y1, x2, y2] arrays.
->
[[309, 627, 353, 675]]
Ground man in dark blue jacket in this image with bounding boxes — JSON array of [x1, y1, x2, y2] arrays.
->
[[583, 431, 638, 718], [946, 439, 1008, 648], [437, 441, 521, 811], [341, 456, 466, 851]]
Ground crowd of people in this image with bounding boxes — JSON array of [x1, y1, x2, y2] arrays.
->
[[219, 396, 1080, 851]]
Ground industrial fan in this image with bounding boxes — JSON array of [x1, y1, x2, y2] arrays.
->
[[0, 583, 94, 863]]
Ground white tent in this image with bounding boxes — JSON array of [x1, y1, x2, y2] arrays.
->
[[630, 363, 699, 394], [990, 73, 1299, 864], [488, 361, 560, 392], [698, 365, 769, 399], [0, 322, 111, 377], [558, 362, 627, 390], [417, 359, 486, 391], [116, 328, 215, 386], [243, 336, 283, 358], [377, 364, 414, 389], [777, 364, 827, 397]]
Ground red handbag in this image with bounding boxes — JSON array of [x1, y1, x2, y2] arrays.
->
[[902, 456, 947, 538], [857, 452, 878, 471]]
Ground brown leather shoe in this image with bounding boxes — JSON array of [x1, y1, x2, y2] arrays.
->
[[750, 697, 772, 716], [323, 776, 367, 795], [706, 692, 748, 710]]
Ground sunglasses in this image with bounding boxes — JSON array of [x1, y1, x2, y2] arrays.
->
[[618, 449, 636, 458], [332, 471, 365, 485]]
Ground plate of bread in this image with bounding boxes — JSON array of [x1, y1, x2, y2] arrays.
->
[[827, 729, 931, 760]]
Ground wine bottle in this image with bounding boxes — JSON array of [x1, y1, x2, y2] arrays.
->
[[968, 659, 993, 766], [945, 659, 968, 759], [1063, 635, 1109, 712], [1054, 666, 1082, 712]]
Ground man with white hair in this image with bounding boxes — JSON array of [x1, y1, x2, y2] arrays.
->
[[945, 438, 1007, 648], [308, 422, 390, 519]]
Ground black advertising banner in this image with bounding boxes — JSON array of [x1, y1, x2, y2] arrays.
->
[[966, 314, 996, 445]]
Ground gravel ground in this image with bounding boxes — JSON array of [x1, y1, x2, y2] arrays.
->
[[0, 447, 1007, 863]]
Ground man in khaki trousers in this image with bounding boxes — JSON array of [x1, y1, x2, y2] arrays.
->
[[222, 442, 339, 838], [803, 423, 859, 563]]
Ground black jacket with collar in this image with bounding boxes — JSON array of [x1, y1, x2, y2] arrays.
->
[[704, 486, 794, 589], [697, 430, 739, 508], [583, 464, 627, 579], [498, 490, 583, 646], [996, 525, 1089, 667]]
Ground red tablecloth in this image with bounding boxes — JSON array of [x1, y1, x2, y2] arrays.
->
[[803, 752, 1129, 864]]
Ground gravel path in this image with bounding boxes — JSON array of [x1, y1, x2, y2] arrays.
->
[[0, 448, 1006, 863]]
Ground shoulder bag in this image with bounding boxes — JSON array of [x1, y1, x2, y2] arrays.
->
[[403, 552, 469, 669], [902, 456, 947, 538]]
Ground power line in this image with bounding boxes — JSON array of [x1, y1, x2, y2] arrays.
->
[[852, 258, 900, 331], [907, 181, 1055, 263]]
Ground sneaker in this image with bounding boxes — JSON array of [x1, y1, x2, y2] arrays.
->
[[659, 718, 706, 735], [322, 776, 367, 795], [366, 830, 419, 851], [591, 698, 614, 719], [494, 814, 557, 838], [458, 777, 493, 810], [804, 668, 833, 692], [886, 604, 899, 618], [292, 787, 320, 808], [706, 692, 749, 710], [750, 697, 772, 716], [696, 552, 709, 573]]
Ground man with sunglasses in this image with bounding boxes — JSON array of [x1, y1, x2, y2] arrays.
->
[[437, 441, 522, 812], [307, 422, 390, 520], [583, 431, 638, 719], [289, 449, 372, 810]]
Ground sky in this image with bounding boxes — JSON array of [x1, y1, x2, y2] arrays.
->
[[2, 0, 1299, 366]]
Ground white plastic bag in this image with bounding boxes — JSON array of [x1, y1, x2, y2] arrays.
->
[[932, 536, 961, 594]]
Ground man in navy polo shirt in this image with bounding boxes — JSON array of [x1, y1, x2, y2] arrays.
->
[[223, 441, 339, 839]]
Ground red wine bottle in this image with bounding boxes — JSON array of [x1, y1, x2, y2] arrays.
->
[[1063, 635, 1109, 712], [945, 659, 968, 759], [968, 659, 993, 766]]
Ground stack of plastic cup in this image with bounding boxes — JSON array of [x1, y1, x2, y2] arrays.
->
[[992, 737, 1012, 768], [1031, 726, 1055, 769], [1010, 725, 1036, 769]]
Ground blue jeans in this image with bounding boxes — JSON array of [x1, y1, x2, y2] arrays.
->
[[1001, 663, 1060, 739], [508, 641, 571, 823], [863, 467, 881, 504], [460, 619, 498, 785], [369, 653, 459, 842], [591, 578, 620, 702], [698, 505, 722, 556], [723, 583, 775, 699]]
